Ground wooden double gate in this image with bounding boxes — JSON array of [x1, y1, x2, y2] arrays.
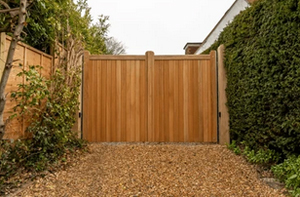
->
[[83, 51, 217, 142]]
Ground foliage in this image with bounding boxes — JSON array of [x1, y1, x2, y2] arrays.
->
[[204, 0, 300, 159], [227, 141, 280, 165], [272, 156, 300, 196], [11, 64, 84, 167], [227, 140, 241, 155], [83, 14, 126, 55], [0, 65, 86, 193], [106, 37, 126, 55], [24, 0, 95, 53], [0, 139, 29, 187], [243, 146, 280, 164], [85, 15, 110, 54], [0, 0, 125, 54]]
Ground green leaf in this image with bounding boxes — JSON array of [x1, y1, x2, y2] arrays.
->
[[289, 174, 297, 180]]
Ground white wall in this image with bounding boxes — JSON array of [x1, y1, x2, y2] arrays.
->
[[195, 0, 249, 54]]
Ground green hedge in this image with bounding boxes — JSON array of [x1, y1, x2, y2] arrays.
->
[[206, 0, 300, 158]]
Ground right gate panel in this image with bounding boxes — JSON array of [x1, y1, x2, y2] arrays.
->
[[148, 52, 217, 142]]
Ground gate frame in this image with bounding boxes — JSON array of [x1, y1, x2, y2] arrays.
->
[[79, 46, 229, 144]]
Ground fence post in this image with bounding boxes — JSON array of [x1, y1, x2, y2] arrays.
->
[[218, 45, 230, 145], [0, 33, 6, 80], [146, 51, 154, 142], [70, 51, 83, 138], [81, 50, 90, 139]]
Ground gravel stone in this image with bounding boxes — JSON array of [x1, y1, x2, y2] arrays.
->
[[16, 143, 286, 196]]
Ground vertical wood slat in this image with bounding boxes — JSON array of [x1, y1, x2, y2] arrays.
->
[[168, 61, 174, 142], [91, 60, 97, 142], [116, 60, 122, 141], [102, 61, 107, 141], [178, 61, 184, 141], [140, 60, 146, 141], [106, 60, 112, 141], [83, 51, 90, 141], [183, 60, 189, 141], [146, 51, 154, 141], [163, 60, 169, 142], [198, 60, 204, 142], [121, 61, 126, 141], [202, 60, 209, 142], [210, 51, 218, 142], [173, 61, 179, 141], [218, 45, 230, 145], [96, 61, 101, 142], [125, 61, 131, 141]]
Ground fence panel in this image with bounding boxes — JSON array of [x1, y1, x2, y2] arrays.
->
[[0, 33, 53, 139]]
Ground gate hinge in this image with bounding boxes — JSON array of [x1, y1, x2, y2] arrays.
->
[[219, 112, 221, 117], [79, 112, 82, 118]]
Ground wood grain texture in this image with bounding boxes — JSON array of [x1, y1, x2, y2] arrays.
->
[[218, 45, 230, 145], [83, 51, 218, 142], [210, 51, 218, 143], [83, 57, 147, 142], [1, 34, 54, 139]]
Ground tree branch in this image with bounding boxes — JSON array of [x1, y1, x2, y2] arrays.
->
[[0, 25, 10, 33], [0, 0, 10, 9], [0, 0, 27, 139], [0, 7, 19, 13]]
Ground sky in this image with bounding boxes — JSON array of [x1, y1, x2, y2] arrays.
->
[[87, 0, 236, 55]]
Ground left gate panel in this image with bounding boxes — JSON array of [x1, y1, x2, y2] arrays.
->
[[83, 58, 147, 142]]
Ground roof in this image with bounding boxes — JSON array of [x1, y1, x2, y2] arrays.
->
[[195, 0, 251, 54], [183, 42, 202, 50]]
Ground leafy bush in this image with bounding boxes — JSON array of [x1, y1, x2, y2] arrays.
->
[[0, 65, 86, 193], [227, 140, 241, 155], [0, 139, 29, 186], [10, 65, 84, 170], [227, 141, 279, 164], [205, 0, 300, 158], [243, 146, 280, 164], [272, 156, 300, 196]]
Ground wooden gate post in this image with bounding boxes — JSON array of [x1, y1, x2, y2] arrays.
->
[[218, 45, 230, 145], [82, 50, 90, 139], [71, 51, 84, 138]]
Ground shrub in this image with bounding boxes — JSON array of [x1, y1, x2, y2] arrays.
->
[[0, 65, 86, 194], [272, 156, 300, 196], [227, 141, 279, 164], [227, 140, 241, 155], [243, 146, 280, 164], [10, 65, 85, 170], [205, 0, 300, 158]]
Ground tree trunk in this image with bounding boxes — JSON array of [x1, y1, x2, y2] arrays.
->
[[0, 0, 27, 139]]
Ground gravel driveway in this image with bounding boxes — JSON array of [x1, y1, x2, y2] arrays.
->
[[17, 143, 285, 196]]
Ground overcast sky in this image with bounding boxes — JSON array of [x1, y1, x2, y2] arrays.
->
[[87, 0, 236, 55]]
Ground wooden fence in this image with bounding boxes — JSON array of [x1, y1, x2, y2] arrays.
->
[[83, 51, 218, 142], [0, 33, 81, 139], [0, 33, 53, 139]]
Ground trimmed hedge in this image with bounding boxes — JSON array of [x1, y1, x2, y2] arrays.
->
[[206, 0, 300, 158]]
